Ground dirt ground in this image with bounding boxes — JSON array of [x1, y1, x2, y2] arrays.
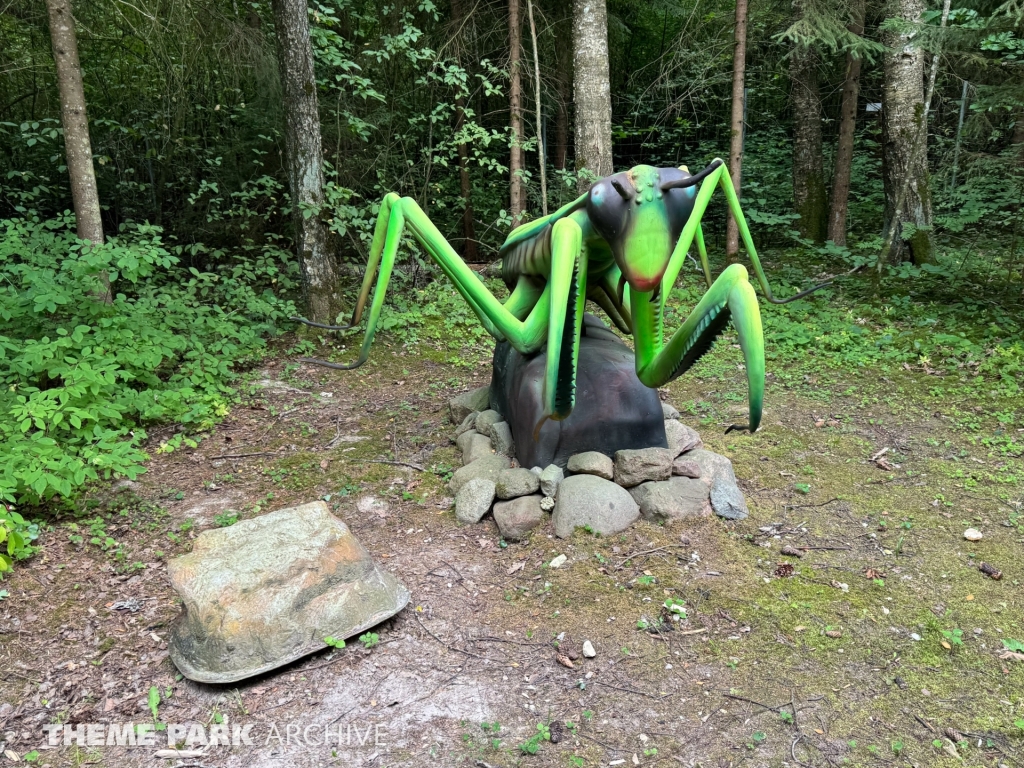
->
[[1, 335, 1022, 768]]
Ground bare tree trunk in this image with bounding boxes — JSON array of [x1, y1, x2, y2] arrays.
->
[[1013, 108, 1024, 147], [828, 0, 865, 246], [553, 16, 572, 171], [724, 0, 749, 257], [572, 0, 613, 193], [509, 0, 526, 223], [789, 3, 827, 243], [880, 0, 935, 265], [527, 0, 547, 216], [451, 0, 478, 260], [45, 0, 110, 303], [271, 0, 343, 323]]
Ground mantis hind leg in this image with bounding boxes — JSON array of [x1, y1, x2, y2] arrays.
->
[[633, 264, 764, 433]]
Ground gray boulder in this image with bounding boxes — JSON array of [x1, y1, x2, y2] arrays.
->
[[662, 403, 680, 420], [458, 432, 494, 465], [539, 464, 564, 498], [495, 468, 541, 499], [475, 409, 503, 435], [665, 419, 703, 456], [493, 495, 545, 541], [450, 386, 491, 423], [455, 478, 496, 524], [687, 449, 749, 520], [167, 502, 409, 684], [552, 475, 640, 538], [629, 477, 711, 523], [672, 457, 701, 478], [566, 451, 614, 480], [613, 447, 674, 487], [450, 455, 511, 494], [455, 411, 479, 437], [490, 421, 514, 457]]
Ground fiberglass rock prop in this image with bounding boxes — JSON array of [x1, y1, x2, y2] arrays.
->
[[167, 502, 409, 684]]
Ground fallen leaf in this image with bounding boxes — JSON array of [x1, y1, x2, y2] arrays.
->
[[865, 568, 884, 579], [965, 594, 974, 601], [793, 626, 806, 632], [940, 640, 951, 650], [507, 562, 525, 576], [998, 651, 1024, 661]]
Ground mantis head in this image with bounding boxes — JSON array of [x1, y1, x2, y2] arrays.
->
[[586, 164, 698, 294]]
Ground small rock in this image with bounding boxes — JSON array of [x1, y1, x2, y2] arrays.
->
[[475, 409, 503, 435], [454, 411, 479, 437], [628, 477, 711, 522], [552, 475, 640, 538], [489, 421, 514, 457], [529, 466, 544, 477], [910, 633, 922, 641], [780, 545, 805, 558], [582, 640, 596, 658], [540, 496, 555, 512], [493, 495, 545, 541], [549, 554, 567, 568], [662, 403, 680, 420], [495, 468, 541, 499], [566, 451, 614, 480], [963, 528, 983, 541], [664, 419, 703, 456], [671, 457, 701, 478], [461, 433, 494, 465], [455, 478, 496, 524], [688, 449, 749, 520], [449, 386, 490, 423], [613, 447, 673, 487], [539, 464, 564, 497], [449, 455, 511, 494]]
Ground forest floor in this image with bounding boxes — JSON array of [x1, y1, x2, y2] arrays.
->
[[1, 301, 1023, 768]]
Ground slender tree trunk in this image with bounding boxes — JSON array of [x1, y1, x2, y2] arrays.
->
[[45, 0, 111, 302], [553, 16, 572, 171], [271, 0, 343, 323], [880, 0, 935, 265], [509, 0, 526, 223], [451, 0, 478, 260], [572, 0, 613, 193], [527, 0, 547, 216], [828, 0, 865, 246], [789, 3, 828, 243], [724, 0, 749, 257]]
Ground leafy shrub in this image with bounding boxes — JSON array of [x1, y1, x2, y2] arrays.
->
[[0, 505, 40, 576], [0, 213, 296, 507]]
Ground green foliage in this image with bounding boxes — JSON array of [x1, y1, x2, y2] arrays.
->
[[518, 722, 551, 755], [0, 214, 295, 508], [0, 505, 39, 576], [358, 631, 380, 648], [324, 636, 346, 648]]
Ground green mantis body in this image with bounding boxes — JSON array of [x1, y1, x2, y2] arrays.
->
[[294, 159, 826, 433]]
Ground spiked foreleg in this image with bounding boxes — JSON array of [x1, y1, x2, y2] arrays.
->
[[633, 264, 765, 433], [542, 219, 586, 420]]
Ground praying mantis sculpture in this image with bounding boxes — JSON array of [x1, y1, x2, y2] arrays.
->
[[293, 159, 828, 433]]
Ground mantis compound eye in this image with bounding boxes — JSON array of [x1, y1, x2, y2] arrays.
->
[[586, 173, 634, 242]]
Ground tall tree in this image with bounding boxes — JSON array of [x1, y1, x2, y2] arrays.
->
[[271, 0, 343, 323], [451, 0, 479, 260], [828, 0, 866, 246], [45, 0, 110, 302], [880, 0, 935, 264], [789, 2, 828, 243], [724, 0, 749, 257], [527, 0, 548, 216], [552, 17, 573, 171], [509, 0, 526, 223], [573, 0, 613, 192]]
